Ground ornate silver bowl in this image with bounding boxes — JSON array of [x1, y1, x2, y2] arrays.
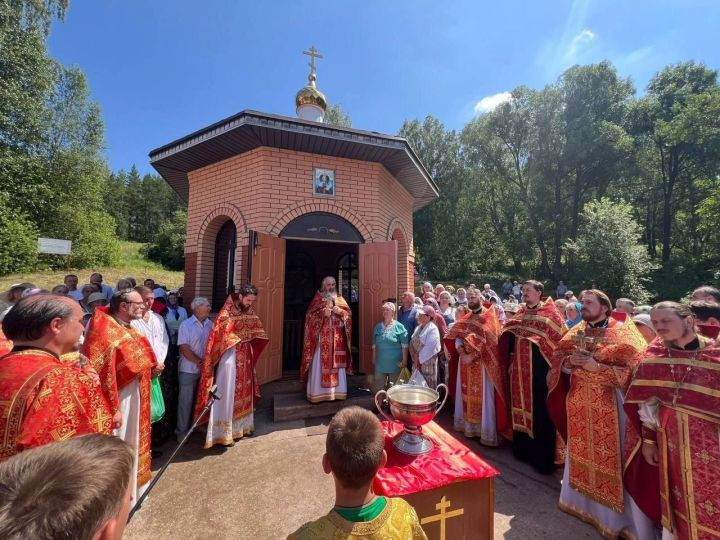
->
[[375, 383, 448, 455]]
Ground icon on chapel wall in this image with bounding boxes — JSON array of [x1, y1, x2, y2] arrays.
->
[[313, 167, 335, 198]]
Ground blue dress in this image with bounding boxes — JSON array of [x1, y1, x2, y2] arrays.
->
[[373, 320, 409, 374]]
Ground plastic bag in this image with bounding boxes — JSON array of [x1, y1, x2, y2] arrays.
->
[[150, 376, 165, 423], [396, 367, 411, 385], [408, 368, 429, 387]]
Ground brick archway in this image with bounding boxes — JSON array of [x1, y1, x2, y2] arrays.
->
[[191, 205, 247, 301], [266, 201, 374, 242], [195, 204, 247, 247]]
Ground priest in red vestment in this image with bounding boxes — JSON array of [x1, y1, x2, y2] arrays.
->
[[498, 280, 566, 474], [548, 289, 657, 539], [444, 286, 507, 445], [82, 288, 158, 504], [301, 276, 352, 403], [0, 295, 113, 461], [625, 301, 720, 540], [193, 286, 269, 448]]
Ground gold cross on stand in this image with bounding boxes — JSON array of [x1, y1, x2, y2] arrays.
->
[[420, 495, 464, 540], [302, 46, 323, 75]]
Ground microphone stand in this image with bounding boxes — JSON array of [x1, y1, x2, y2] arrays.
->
[[128, 385, 222, 521]]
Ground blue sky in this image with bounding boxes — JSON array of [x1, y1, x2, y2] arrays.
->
[[48, 0, 719, 175]]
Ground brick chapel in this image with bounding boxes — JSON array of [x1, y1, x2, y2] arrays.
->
[[150, 48, 438, 385]]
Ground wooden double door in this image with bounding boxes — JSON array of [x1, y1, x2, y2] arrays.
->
[[248, 231, 397, 385]]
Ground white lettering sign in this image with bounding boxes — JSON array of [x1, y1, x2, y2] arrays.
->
[[38, 238, 72, 255]]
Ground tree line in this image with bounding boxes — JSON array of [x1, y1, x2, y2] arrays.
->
[[400, 61, 720, 302], [0, 1, 185, 275]]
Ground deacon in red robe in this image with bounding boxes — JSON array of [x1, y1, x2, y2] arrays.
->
[[0, 295, 113, 461], [625, 301, 720, 540], [301, 276, 352, 403], [444, 286, 507, 445], [498, 280, 566, 474], [548, 289, 657, 539], [193, 286, 268, 448], [82, 288, 157, 504]]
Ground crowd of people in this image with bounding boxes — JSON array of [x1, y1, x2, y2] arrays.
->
[[0, 275, 271, 539], [372, 279, 718, 540], [0, 273, 719, 539]]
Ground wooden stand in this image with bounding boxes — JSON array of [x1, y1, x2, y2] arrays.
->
[[374, 421, 498, 540]]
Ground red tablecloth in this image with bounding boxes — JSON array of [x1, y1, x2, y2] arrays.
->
[[373, 420, 499, 497]]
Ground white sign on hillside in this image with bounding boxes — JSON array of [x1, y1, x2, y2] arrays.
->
[[38, 238, 72, 255]]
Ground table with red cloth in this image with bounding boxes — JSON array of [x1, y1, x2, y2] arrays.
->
[[374, 420, 499, 540]]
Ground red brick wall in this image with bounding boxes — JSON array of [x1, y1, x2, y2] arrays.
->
[[184, 147, 415, 303]]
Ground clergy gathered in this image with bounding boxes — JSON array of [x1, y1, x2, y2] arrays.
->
[[0, 276, 719, 540]]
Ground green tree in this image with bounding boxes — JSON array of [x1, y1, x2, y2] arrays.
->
[[324, 104, 352, 127], [144, 210, 187, 270], [565, 199, 656, 302], [560, 62, 635, 270], [641, 62, 718, 262], [105, 169, 129, 238], [0, 193, 38, 274], [399, 116, 473, 278]]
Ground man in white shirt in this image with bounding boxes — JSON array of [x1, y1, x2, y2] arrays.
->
[[175, 297, 212, 441], [130, 287, 170, 370], [130, 287, 169, 445], [90, 273, 114, 302]]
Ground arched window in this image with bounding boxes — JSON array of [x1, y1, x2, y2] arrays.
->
[[212, 220, 236, 309], [336, 252, 359, 303]]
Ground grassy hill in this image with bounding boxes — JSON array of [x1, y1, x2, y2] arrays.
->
[[0, 241, 184, 292]]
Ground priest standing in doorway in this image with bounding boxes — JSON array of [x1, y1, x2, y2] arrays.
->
[[193, 285, 269, 448], [301, 276, 352, 403]]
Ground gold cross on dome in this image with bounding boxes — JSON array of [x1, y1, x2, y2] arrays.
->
[[420, 495, 464, 540], [302, 46, 323, 75]]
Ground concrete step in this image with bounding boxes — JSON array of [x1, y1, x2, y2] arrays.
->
[[273, 386, 375, 422]]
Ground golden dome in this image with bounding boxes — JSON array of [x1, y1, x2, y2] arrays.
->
[[295, 73, 327, 112]]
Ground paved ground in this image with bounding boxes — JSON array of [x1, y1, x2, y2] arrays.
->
[[124, 396, 599, 540]]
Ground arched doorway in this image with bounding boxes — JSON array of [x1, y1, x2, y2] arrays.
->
[[212, 220, 236, 309], [280, 212, 363, 374]]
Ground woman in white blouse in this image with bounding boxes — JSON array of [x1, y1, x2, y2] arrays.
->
[[409, 305, 441, 388]]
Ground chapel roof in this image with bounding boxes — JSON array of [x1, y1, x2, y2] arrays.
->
[[148, 110, 439, 211]]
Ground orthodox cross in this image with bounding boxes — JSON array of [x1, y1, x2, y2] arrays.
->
[[303, 46, 323, 76], [420, 495, 465, 540]]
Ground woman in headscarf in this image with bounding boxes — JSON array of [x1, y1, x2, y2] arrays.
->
[[409, 306, 441, 388], [564, 301, 582, 328]]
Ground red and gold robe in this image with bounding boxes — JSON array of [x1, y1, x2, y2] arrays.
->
[[300, 292, 352, 388], [625, 337, 720, 540], [444, 307, 509, 439], [82, 307, 156, 486], [548, 318, 646, 514], [192, 294, 269, 437], [499, 299, 566, 437], [0, 348, 113, 461]]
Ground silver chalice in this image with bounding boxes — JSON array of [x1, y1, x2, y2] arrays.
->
[[374, 383, 448, 455]]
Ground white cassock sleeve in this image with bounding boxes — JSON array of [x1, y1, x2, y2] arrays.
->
[[638, 397, 661, 429]]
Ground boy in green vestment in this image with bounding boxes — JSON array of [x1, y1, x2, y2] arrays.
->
[[288, 406, 427, 540]]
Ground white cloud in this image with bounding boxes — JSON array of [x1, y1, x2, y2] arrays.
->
[[564, 28, 596, 61], [474, 92, 512, 114]]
